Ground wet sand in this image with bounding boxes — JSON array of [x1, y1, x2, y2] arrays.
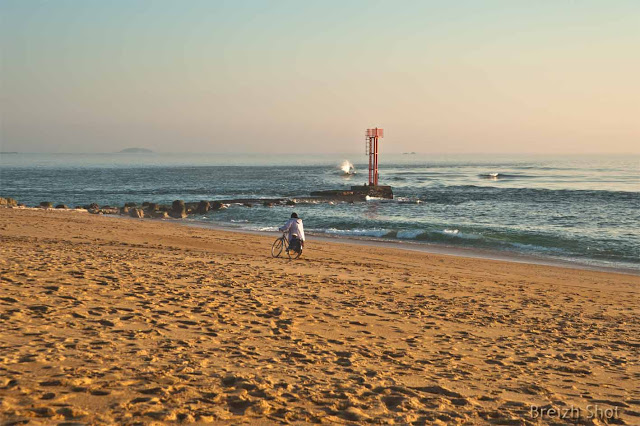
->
[[1, 208, 638, 424]]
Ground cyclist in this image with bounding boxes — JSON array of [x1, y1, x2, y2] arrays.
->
[[279, 212, 305, 251]]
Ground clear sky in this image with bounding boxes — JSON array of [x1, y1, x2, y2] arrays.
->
[[1, 0, 638, 154]]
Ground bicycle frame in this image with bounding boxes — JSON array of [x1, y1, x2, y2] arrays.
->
[[281, 233, 290, 250]]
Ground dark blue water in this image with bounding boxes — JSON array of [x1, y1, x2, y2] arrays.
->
[[1, 153, 638, 271]]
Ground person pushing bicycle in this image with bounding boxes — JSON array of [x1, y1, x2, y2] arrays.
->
[[279, 212, 305, 251]]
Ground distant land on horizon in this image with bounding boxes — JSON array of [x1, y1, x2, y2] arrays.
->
[[118, 148, 154, 153]]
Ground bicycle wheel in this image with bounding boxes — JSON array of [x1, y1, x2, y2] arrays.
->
[[289, 248, 302, 260], [271, 238, 283, 258]]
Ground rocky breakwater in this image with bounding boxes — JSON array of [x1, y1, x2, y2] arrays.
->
[[125, 200, 231, 219], [0, 197, 226, 220], [310, 185, 393, 200], [2, 195, 356, 220]]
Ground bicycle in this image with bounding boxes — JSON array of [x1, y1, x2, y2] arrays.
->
[[271, 232, 303, 259]]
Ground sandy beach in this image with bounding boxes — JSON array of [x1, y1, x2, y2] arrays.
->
[[0, 208, 638, 425]]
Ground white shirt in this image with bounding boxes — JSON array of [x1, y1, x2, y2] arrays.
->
[[279, 218, 305, 241]]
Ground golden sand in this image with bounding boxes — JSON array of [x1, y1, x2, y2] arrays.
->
[[0, 208, 638, 424]]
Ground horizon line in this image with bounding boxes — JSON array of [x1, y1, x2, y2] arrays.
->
[[2, 151, 640, 156]]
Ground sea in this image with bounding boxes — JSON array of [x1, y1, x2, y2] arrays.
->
[[1, 153, 638, 273]]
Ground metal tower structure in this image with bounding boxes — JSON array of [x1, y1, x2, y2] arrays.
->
[[365, 128, 383, 186]]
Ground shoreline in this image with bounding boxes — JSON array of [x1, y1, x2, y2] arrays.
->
[[9, 205, 640, 276], [110, 213, 638, 277], [188, 221, 640, 276]]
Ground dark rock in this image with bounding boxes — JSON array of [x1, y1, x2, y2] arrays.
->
[[311, 185, 394, 200], [124, 202, 137, 207], [211, 201, 224, 210], [351, 185, 394, 199], [144, 202, 158, 211], [243, 203, 252, 208], [169, 210, 186, 219], [169, 200, 186, 218], [55, 204, 68, 209], [263, 201, 274, 207], [40, 201, 53, 208], [151, 210, 169, 219], [310, 190, 354, 197], [285, 200, 296, 206], [87, 204, 108, 214], [129, 208, 145, 218]]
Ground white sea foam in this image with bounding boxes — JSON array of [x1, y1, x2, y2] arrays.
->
[[395, 197, 421, 204], [436, 229, 481, 240], [339, 160, 355, 175], [324, 228, 389, 238]]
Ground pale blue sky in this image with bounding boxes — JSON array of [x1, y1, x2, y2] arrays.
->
[[1, 0, 638, 153]]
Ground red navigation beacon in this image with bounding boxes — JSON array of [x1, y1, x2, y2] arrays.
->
[[365, 128, 383, 186]]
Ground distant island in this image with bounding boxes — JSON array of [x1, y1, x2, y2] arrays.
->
[[118, 148, 154, 153]]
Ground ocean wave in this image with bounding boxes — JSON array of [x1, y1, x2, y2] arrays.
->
[[412, 186, 640, 205], [478, 173, 535, 180], [317, 227, 484, 242], [508, 242, 565, 254], [423, 229, 482, 241], [397, 229, 423, 239], [323, 228, 391, 238]]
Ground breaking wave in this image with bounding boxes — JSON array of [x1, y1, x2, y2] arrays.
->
[[478, 173, 535, 180], [339, 160, 355, 175]]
